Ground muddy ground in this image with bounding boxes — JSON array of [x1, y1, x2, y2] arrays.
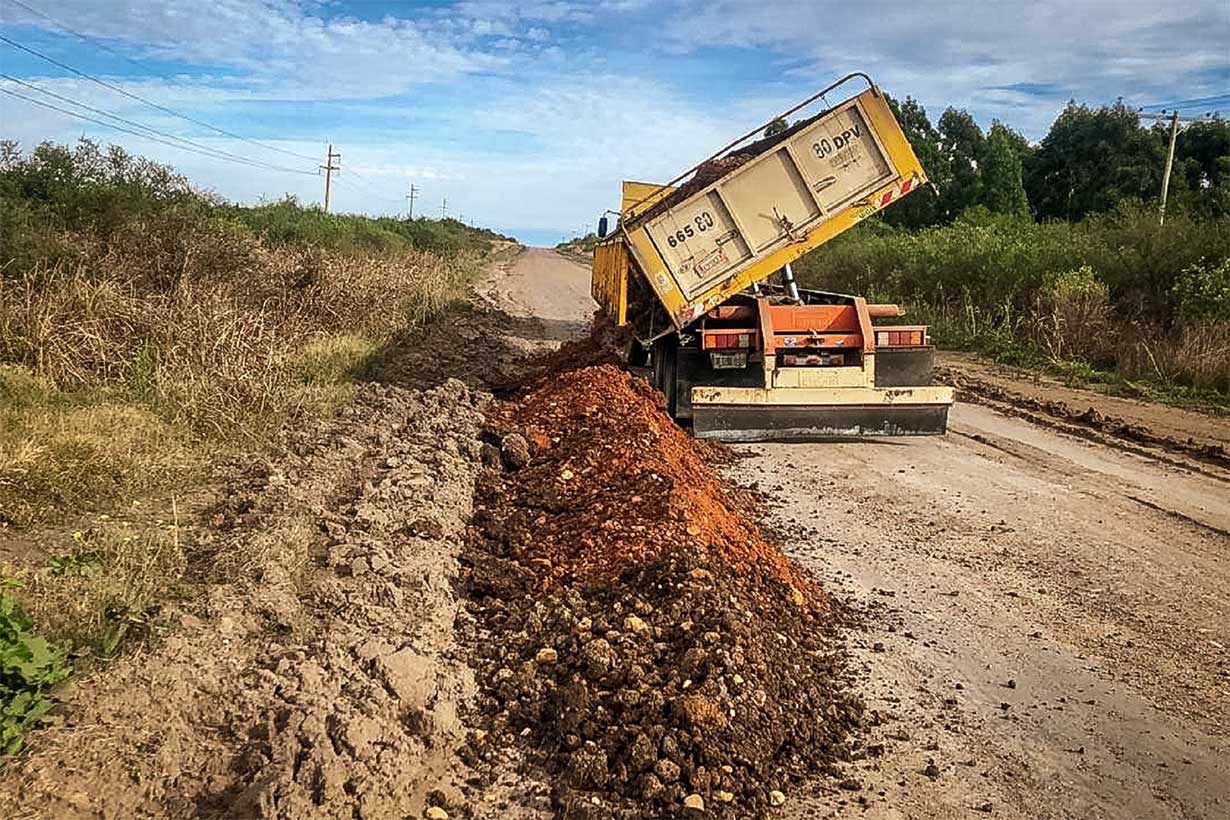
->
[[742, 400, 1229, 819], [2, 247, 1227, 819]]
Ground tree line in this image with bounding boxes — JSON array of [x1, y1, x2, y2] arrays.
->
[[880, 96, 1229, 228]]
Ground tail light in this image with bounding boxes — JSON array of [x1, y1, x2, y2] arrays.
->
[[702, 332, 754, 350], [875, 328, 927, 347]]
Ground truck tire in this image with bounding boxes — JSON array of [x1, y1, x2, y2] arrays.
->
[[652, 336, 679, 418], [627, 337, 650, 368]]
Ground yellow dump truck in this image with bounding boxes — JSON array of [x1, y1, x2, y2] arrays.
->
[[591, 73, 954, 440]]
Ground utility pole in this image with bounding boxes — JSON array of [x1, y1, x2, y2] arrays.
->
[[320, 143, 341, 212], [441, 196, 447, 219], [406, 183, 418, 219], [1159, 110, 1179, 227]]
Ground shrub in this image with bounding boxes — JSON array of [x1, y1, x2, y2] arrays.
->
[[1035, 265, 1113, 364], [1173, 258, 1230, 322], [792, 202, 1230, 407]]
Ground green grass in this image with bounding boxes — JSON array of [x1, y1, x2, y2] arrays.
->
[[295, 333, 380, 385], [0, 367, 197, 529], [1032, 356, 1230, 415]]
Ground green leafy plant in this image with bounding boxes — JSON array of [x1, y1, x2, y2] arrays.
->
[[46, 548, 102, 577], [1174, 258, 1230, 322], [1, 591, 70, 754]]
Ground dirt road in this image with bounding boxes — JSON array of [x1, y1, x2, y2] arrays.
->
[[481, 246, 596, 326], [741, 403, 1229, 819], [507, 250, 1230, 817]]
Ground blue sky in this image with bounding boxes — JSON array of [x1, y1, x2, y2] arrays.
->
[[2, 1, 1228, 246]]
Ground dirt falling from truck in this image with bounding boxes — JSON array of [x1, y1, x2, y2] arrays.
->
[[461, 365, 862, 818]]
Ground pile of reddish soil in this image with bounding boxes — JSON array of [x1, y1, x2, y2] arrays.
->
[[461, 366, 861, 818], [481, 365, 815, 597]]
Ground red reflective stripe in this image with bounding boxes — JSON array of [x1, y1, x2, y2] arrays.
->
[[880, 190, 894, 206]]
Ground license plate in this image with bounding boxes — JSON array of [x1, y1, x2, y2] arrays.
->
[[710, 352, 747, 370]]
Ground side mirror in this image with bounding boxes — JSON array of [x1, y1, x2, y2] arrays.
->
[[597, 215, 609, 238]]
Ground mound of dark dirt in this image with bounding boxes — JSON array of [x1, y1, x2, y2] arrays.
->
[[461, 365, 861, 818]]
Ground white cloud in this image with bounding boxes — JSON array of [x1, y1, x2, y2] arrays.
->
[[2, 0, 1227, 237], [653, 0, 1230, 133], [2, 0, 504, 98]]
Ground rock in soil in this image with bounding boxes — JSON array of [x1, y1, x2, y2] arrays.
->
[[462, 365, 862, 818]]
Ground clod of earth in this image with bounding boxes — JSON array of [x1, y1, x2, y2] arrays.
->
[[463, 364, 861, 818]]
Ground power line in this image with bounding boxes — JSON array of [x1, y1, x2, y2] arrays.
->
[[0, 73, 318, 176], [0, 85, 322, 177], [1138, 93, 1230, 111], [0, 10, 403, 205], [0, 33, 321, 165], [329, 174, 405, 210], [1136, 111, 1221, 124], [328, 174, 395, 203], [340, 170, 404, 205], [4, 0, 154, 76]]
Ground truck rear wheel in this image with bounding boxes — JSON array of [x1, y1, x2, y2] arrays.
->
[[651, 336, 679, 418]]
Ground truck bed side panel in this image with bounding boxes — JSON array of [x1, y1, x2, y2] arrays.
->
[[622, 88, 926, 329], [591, 241, 629, 327]]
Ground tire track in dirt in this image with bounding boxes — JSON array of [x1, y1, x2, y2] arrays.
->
[[730, 401, 1230, 819], [936, 358, 1230, 474]]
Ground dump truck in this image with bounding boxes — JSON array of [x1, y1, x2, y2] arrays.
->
[[590, 73, 954, 440]]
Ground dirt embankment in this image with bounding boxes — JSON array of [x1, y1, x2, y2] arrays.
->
[[937, 352, 1230, 470], [460, 365, 861, 818], [1, 380, 496, 819]]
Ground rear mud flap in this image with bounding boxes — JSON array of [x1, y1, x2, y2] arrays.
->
[[691, 404, 950, 441]]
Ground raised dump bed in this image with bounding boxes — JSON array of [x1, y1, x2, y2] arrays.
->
[[595, 73, 928, 338]]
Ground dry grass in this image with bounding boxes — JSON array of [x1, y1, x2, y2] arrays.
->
[[4, 518, 186, 656], [0, 244, 481, 652], [0, 245, 479, 433], [0, 366, 196, 528], [0, 243, 482, 533], [1116, 320, 1230, 395]]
